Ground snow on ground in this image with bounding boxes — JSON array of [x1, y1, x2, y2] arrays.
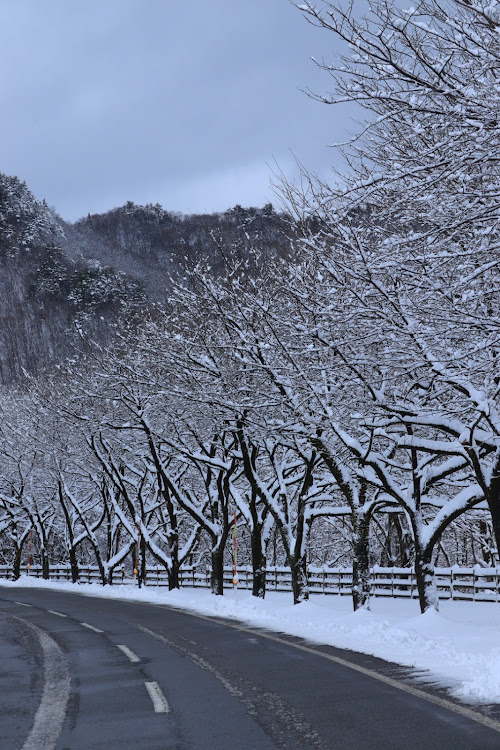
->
[[1, 576, 499, 705]]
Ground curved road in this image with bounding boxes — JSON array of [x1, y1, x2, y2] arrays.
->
[[0, 587, 499, 749]]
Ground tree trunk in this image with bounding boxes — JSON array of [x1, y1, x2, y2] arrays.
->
[[168, 560, 180, 591], [291, 555, 309, 604], [92, 545, 109, 585], [68, 545, 79, 583], [413, 534, 438, 613], [251, 526, 266, 598], [168, 527, 180, 590], [98, 560, 109, 585], [211, 546, 224, 595], [138, 536, 147, 587], [57, 483, 79, 582], [41, 548, 50, 580], [12, 544, 22, 581], [352, 512, 371, 611]]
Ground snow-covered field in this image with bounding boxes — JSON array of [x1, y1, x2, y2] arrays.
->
[[2, 577, 499, 705]]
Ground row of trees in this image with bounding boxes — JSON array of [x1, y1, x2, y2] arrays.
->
[[0, 232, 497, 613]]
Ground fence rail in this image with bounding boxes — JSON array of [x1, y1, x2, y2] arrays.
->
[[1, 563, 499, 602]]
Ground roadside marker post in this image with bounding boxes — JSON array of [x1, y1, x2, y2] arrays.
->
[[232, 511, 238, 588], [134, 520, 141, 586], [27, 528, 33, 575]]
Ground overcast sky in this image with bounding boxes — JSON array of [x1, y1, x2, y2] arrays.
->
[[1, 1, 356, 222]]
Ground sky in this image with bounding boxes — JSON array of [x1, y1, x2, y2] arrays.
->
[[1, 1, 357, 222]]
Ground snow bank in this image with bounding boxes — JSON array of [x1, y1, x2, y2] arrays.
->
[[1, 576, 499, 705]]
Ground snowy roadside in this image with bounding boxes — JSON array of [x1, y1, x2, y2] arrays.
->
[[1, 576, 499, 705]]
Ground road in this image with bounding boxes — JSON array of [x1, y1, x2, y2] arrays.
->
[[0, 587, 499, 750]]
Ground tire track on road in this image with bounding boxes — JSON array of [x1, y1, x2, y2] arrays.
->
[[6, 614, 71, 750]]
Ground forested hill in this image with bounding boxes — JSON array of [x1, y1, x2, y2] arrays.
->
[[0, 171, 292, 383], [64, 201, 293, 298]]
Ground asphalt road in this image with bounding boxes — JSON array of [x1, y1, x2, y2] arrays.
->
[[0, 587, 499, 750]]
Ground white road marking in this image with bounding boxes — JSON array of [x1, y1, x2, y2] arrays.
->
[[48, 610, 67, 618], [137, 625, 242, 698], [14, 602, 32, 607], [116, 644, 140, 663], [8, 616, 71, 750], [80, 622, 103, 633], [145, 681, 170, 713]]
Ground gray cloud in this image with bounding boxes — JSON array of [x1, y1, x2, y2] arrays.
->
[[1, 0, 356, 220]]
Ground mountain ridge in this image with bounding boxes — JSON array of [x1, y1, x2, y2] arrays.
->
[[0, 171, 292, 383]]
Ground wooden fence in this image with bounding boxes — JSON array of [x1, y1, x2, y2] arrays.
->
[[1, 563, 499, 602]]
